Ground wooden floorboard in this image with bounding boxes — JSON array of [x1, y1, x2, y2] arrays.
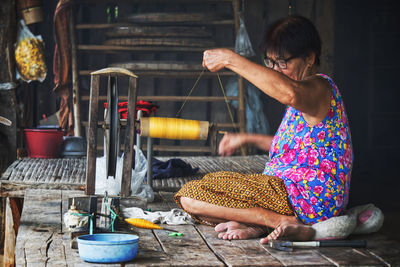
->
[[147, 192, 171, 212], [363, 238, 400, 266], [10, 188, 400, 266], [153, 225, 224, 266], [15, 189, 64, 266], [316, 247, 383, 266], [197, 224, 283, 267]]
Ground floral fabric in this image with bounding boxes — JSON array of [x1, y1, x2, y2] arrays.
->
[[263, 74, 353, 225]]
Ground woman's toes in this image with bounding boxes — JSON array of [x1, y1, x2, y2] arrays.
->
[[215, 222, 267, 240], [267, 228, 280, 241], [274, 226, 282, 236], [215, 222, 229, 232]]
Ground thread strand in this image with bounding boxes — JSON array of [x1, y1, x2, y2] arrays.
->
[[176, 69, 205, 117], [217, 74, 246, 155], [217, 74, 237, 132]]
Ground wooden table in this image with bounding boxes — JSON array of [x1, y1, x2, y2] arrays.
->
[[1, 155, 267, 265], [15, 189, 400, 266], [0, 155, 268, 196]]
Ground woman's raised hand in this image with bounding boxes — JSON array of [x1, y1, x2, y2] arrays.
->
[[218, 132, 245, 156], [202, 48, 234, 72]]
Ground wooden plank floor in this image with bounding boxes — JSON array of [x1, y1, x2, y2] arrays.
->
[[15, 189, 400, 266]]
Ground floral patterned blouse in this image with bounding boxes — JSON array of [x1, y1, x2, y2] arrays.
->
[[263, 74, 353, 225]]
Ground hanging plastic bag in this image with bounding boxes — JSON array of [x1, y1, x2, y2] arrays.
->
[[14, 20, 47, 82], [234, 12, 255, 57], [95, 146, 154, 201], [130, 146, 154, 202]]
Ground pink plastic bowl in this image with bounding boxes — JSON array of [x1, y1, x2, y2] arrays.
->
[[24, 128, 65, 158]]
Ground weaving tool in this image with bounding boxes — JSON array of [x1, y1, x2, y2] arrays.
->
[[86, 67, 239, 196], [86, 67, 211, 196], [124, 218, 181, 234], [86, 67, 138, 197], [269, 240, 367, 252]]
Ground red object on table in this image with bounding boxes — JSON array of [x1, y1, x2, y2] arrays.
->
[[104, 100, 158, 119], [24, 128, 65, 158]]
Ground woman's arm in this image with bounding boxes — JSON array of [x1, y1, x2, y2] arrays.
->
[[218, 133, 274, 156], [203, 49, 332, 125]]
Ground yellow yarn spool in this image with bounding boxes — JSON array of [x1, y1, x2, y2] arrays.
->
[[140, 117, 209, 140]]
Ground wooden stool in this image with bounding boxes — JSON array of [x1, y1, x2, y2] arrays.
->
[[86, 67, 138, 197]]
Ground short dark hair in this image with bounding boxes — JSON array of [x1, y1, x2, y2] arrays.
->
[[259, 15, 321, 65]]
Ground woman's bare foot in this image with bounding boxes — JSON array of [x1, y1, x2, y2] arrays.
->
[[259, 221, 315, 244], [215, 221, 267, 240]]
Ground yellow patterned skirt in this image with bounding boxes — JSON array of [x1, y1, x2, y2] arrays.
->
[[174, 171, 294, 224]]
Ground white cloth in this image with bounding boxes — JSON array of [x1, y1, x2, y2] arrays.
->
[[122, 207, 195, 225]]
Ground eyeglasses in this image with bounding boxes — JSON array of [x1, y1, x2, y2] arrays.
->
[[264, 55, 297, 69]]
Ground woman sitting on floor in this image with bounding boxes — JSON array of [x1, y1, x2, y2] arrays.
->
[[174, 15, 353, 243]]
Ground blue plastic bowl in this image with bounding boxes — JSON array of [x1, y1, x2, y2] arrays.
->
[[77, 233, 139, 263]]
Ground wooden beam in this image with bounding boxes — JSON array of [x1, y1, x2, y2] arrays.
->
[[79, 0, 233, 3], [78, 45, 234, 52], [3, 197, 22, 267], [0, 0, 16, 82], [79, 70, 236, 77], [0, 0, 17, 166], [81, 95, 239, 102], [0, 180, 85, 198], [142, 145, 212, 153], [69, 10, 82, 137], [315, 0, 335, 76], [15, 190, 64, 266], [85, 75, 100, 195], [121, 77, 138, 197]]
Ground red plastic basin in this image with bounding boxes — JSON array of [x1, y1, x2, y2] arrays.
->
[[24, 128, 65, 158]]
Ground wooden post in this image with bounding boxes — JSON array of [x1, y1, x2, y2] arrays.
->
[[315, 0, 335, 76], [121, 76, 137, 197], [0, 0, 17, 167], [0, 197, 4, 254], [85, 75, 99, 195], [87, 68, 138, 196], [210, 123, 218, 156], [232, 0, 247, 155], [136, 110, 143, 150], [237, 76, 247, 155], [88, 196, 97, 232], [147, 136, 153, 188], [69, 10, 82, 137], [237, 76, 246, 134], [3, 198, 22, 267], [233, 0, 240, 35]]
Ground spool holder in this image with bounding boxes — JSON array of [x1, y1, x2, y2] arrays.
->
[[136, 110, 154, 188], [86, 67, 216, 196], [86, 67, 138, 197]]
